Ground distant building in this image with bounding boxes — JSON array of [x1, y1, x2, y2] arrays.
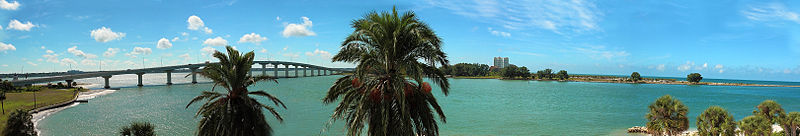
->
[[493, 57, 509, 68]]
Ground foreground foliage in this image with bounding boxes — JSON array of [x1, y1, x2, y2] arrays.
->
[[324, 7, 450, 136], [186, 46, 286, 136], [645, 95, 689, 136], [740, 115, 772, 136], [119, 121, 155, 136], [696, 106, 736, 136], [3, 109, 35, 136]]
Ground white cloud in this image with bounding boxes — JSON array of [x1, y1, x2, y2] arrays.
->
[[26, 61, 37, 66], [282, 17, 316, 37], [719, 69, 725, 73], [715, 64, 724, 69], [171, 37, 179, 42], [157, 38, 172, 49], [695, 62, 708, 70], [43, 54, 58, 63], [60, 58, 77, 66], [572, 45, 629, 60], [40, 46, 45, 49], [90, 27, 126, 42], [425, 0, 601, 35], [201, 46, 217, 56], [0, 42, 15, 51], [203, 37, 228, 46], [179, 53, 191, 61], [488, 27, 511, 37], [313, 49, 331, 58], [656, 64, 665, 71], [187, 15, 213, 34], [187, 15, 205, 30], [45, 50, 54, 54], [130, 47, 152, 55], [276, 16, 280, 21], [67, 46, 98, 59], [7, 19, 36, 31], [677, 61, 693, 71], [742, 3, 800, 24], [260, 48, 267, 53], [103, 48, 119, 57], [81, 59, 97, 66], [0, 0, 20, 10], [238, 33, 268, 44], [181, 32, 189, 36]]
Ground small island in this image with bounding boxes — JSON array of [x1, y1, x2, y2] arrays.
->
[[440, 63, 800, 88]]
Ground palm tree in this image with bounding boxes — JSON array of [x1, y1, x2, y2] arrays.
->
[[754, 100, 786, 124], [782, 112, 800, 136], [119, 121, 155, 136], [3, 109, 36, 136], [740, 115, 772, 136], [323, 6, 450, 136], [186, 46, 286, 136], [696, 106, 736, 136], [645, 95, 689, 136]]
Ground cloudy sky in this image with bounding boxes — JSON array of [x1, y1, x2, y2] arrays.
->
[[0, 0, 799, 82]]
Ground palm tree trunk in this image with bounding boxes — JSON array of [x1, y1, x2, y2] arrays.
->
[[1, 100, 4, 114]]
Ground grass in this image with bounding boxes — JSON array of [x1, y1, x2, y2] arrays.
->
[[451, 75, 501, 79], [0, 88, 77, 133]]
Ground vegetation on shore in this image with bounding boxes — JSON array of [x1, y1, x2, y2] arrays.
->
[[324, 7, 450, 135], [0, 82, 78, 134], [638, 95, 800, 136], [4, 109, 36, 136]]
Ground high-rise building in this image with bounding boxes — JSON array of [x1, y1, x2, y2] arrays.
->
[[493, 57, 509, 68]]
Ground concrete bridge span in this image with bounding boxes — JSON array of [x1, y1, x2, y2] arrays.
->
[[7, 60, 353, 89]]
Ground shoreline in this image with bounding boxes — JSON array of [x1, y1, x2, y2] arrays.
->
[[452, 76, 800, 88], [31, 88, 118, 135]]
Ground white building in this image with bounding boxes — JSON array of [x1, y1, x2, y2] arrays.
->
[[493, 57, 509, 68]]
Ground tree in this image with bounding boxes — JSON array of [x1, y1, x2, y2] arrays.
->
[[501, 65, 519, 79], [696, 106, 736, 136], [4, 109, 36, 136], [519, 66, 531, 79], [782, 112, 800, 136], [754, 100, 786, 124], [186, 46, 286, 136], [687, 73, 703, 83], [119, 122, 155, 136], [631, 72, 642, 82], [740, 115, 772, 136], [543, 69, 553, 79], [556, 70, 569, 80], [324, 7, 450, 136], [0, 81, 11, 114], [646, 95, 689, 136]]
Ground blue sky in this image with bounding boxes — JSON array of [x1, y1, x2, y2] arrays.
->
[[0, 0, 799, 82]]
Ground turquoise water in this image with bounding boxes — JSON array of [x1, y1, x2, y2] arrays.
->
[[38, 76, 800, 135]]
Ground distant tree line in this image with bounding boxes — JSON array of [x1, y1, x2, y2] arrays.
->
[[439, 63, 570, 80], [439, 63, 490, 76]]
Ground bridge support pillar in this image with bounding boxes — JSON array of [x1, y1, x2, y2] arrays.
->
[[294, 65, 299, 77], [65, 80, 74, 88], [136, 73, 144, 87], [261, 64, 266, 76], [304, 67, 308, 77], [190, 68, 198, 84], [324, 70, 328, 75], [102, 75, 112, 89], [284, 65, 289, 78], [316, 69, 320, 76], [166, 70, 173, 85], [273, 64, 278, 78]]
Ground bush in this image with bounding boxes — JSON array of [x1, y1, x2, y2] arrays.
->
[[119, 122, 156, 136], [687, 73, 702, 83], [631, 72, 641, 82], [4, 109, 36, 136]]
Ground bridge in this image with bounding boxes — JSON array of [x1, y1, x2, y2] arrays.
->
[[6, 61, 353, 89]]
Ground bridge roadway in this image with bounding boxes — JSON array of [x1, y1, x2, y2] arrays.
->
[[7, 61, 353, 89]]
